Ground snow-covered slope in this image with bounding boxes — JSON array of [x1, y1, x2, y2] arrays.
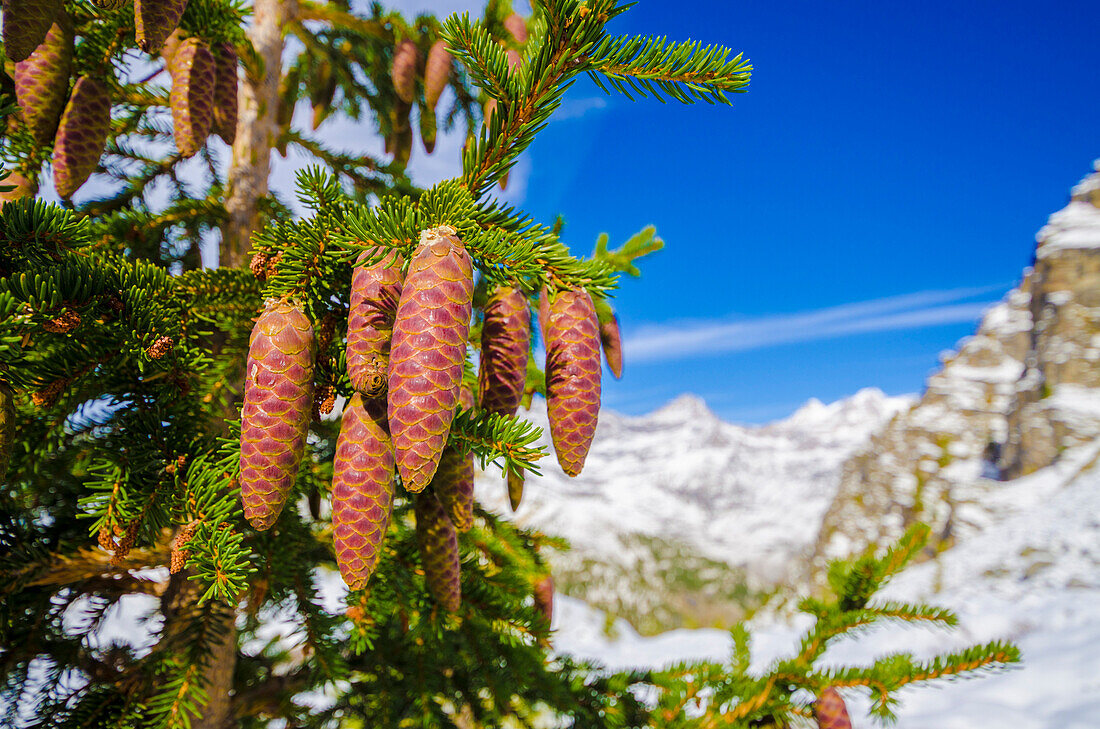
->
[[552, 440, 1100, 728], [475, 388, 911, 632]]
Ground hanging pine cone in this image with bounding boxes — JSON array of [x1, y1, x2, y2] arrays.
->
[[53, 76, 111, 199], [346, 247, 403, 397], [391, 39, 420, 105], [0, 382, 13, 481], [545, 288, 602, 476], [2, 0, 60, 63], [533, 574, 554, 625], [507, 468, 523, 511], [239, 299, 315, 530], [160, 28, 184, 68], [814, 687, 852, 729], [309, 61, 336, 131], [479, 285, 530, 416], [332, 393, 395, 590], [599, 308, 623, 379], [387, 226, 473, 493], [431, 445, 473, 532], [414, 490, 461, 613], [423, 40, 451, 112], [0, 168, 38, 201], [14, 9, 72, 146], [134, 0, 188, 54], [212, 42, 238, 144], [168, 37, 215, 158], [419, 105, 437, 154], [503, 12, 528, 44]]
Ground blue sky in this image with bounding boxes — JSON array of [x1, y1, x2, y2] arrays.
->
[[377, 1, 1100, 422], [61, 0, 1092, 424]]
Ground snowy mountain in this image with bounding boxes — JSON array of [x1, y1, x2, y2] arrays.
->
[[551, 438, 1100, 728], [475, 387, 911, 633], [812, 160, 1100, 576]]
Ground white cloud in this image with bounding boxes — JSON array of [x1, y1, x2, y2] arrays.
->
[[624, 284, 1009, 363]]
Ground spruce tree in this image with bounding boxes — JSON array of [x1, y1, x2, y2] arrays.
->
[[0, 1, 1017, 727]]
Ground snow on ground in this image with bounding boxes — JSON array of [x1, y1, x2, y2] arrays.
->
[[550, 442, 1100, 728]]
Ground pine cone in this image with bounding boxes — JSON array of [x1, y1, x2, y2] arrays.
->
[[332, 393, 395, 590], [14, 9, 72, 146], [346, 247, 403, 397], [431, 445, 473, 532], [0, 382, 13, 481], [419, 105, 436, 154], [212, 42, 238, 144], [599, 308, 623, 379], [134, 0, 188, 54], [2, 0, 60, 63], [160, 28, 184, 69], [507, 468, 523, 511], [168, 38, 215, 158], [479, 285, 530, 417], [533, 574, 553, 625], [239, 299, 315, 531], [423, 40, 451, 111], [503, 12, 528, 44], [391, 39, 420, 105], [815, 687, 852, 729], [414, 490, 460, 612], [545, 288, 601, 476], [0, 168, 38, 201], [388, 226, 473, 493], [53, 76, 111, 199], [458, 382, 475, 411]]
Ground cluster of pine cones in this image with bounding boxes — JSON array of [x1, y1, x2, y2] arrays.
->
[[240, 226, 621, 614], [3, 0, 236, 198]]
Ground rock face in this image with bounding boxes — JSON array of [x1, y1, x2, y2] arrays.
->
[[812, 162, 1100, 573]]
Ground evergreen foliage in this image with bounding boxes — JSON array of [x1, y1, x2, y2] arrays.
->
[[0, 0, 1018, 727]]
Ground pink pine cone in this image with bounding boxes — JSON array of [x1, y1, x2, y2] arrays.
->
[[332, 393, 395, 590], [600, 309, 623, 379], [545, 288, 601, 477], [815, 687, 852, 729], [423, 40, 451, 111], [533, 574, 554, 625], [387, 226, 472, 493], [3, 0, 60, 63], [432, 445, 473, 532], [346, 247, 403, 397], [14, 9, 73, 146], [53, 76, 111, 199], [168, 38, 215, 158], [414, 490, 461, 613], [240, 299, 315, 530], [212, 42, 238, 144], [135, 0, 188, 53], [478, 285, 530, 416]]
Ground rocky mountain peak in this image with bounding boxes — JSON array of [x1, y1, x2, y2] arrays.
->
[[811, 161, 1100, 576]]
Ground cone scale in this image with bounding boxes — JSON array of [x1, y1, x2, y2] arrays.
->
[[545, 288, 602, 476], [332, 394, 395, 590], [414, 491, 461, 612], [387, 226, 472, 493], [478, 285, 530, 417], [346, 247, 403, 397], [239, 299, 315, 530]]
